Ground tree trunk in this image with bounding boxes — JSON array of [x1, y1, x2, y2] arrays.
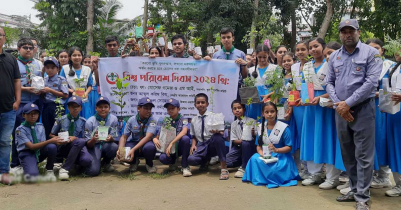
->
[[142, 0, 149, 35], [86, 0, 94, 53], [318, 0, 333, 39], [350, 0, 358, 19], [250, 0, 259, 50], [290, 1, 297, 52]]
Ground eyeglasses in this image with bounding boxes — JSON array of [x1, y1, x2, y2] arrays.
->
[[22, 46, 34, 51]]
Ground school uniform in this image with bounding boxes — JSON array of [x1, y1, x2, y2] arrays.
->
[[42, 73, 69, 139], [51, 97, 91, 171], [247, 64, 277, 120], [60, 64, 93, 119], [15, 103, 57, 176], [187, 111, 227, 166], [89, 72, 100, 115], [280, 77, 299, 154], [123, 114, 158, 167], [11, 58, 42, 168], [300, 60, 343, 185], [242, 123, 300, 188], [84, 97, 118, 176], [290, 63, 306, 155], [226, 116, 256, 169]]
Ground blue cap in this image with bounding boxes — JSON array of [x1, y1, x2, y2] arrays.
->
[[44, 57, 60, 68], [67, 96, 82, 106], [138, 97, 155, 107], [96, 96, 110, 106], [23, 103, 40, 114], [338, 19, 359, 31], [164, 98, 180, 108]]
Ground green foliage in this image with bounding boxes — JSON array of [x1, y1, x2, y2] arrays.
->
[[192, 37, 202, 47], [110, 76, 129, 117], [54, 97, 65, 120], [243, 77, 256, 87], [383, 38, 401, 57], [163, 117, 173, 130], [2, 25, 21, 48], [241, 15, 283, 49], [88, 51, 101, 57], [265, 66, 285, 104], [74, 78, 85, 88], [246, 97, 253, 106]]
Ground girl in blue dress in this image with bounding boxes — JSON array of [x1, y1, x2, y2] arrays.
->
[[83, 55, 100, 116], [385, 48, 401, 197], [280, 52, 298, 156], [300, 38, 342, 190], [242, 102, 299, 188], [366, 39, 393, 189], [247, 44, 278, 120], [290, 41, 309, 179], [60, 47, 93, 119]]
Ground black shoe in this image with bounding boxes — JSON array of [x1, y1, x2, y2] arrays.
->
[[355, 202, 369, 210], [336, 192, 355, 202], [199, 161, 209, 171]]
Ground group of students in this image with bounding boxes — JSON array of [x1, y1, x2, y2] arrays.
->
[[3, 25, 401, 204]]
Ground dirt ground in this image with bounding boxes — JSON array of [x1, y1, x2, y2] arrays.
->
[[1, 160, 400, 210]]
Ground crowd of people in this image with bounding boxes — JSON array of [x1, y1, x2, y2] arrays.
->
[[0, 18, 400, 210]]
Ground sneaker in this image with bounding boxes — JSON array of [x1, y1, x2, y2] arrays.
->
[[129, 159, 140, 172], [45, 170, 57, 181], [337, 181, 350, 190], [355, 201, 369, 210], [58, 168, 69, 180], [336, 191, 355, 202], [339, 174, 349, 183], [234, 167, 245, 178], [9, 166, 24, 176], [146, 165, 157, 173], [103, 163, 115, 172], [182, 167, 192, 177], [209, 156, 219, 165], [385, 185, 401, 197], [340, 187, 352, 195], [53, 163, 62, 172], [371, 177, 392, 189], [302, 174, 323, 186], [319, 179, 340, 190], [299, 170, 310, 180]]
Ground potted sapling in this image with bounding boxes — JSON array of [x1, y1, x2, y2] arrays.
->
[[192, 37, 202, 56], [265, 66, 285, 120], [239, 77, 259, 104], [73, 78, 88, 103], [55, 97, 69, 142], [205, 78, 225, 131], [157, 116, 177, 154]]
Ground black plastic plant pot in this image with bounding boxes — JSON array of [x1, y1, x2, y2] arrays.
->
[[239, 87, 260, 104]]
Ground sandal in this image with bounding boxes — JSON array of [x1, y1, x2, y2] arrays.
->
[[219, 169, 229, 180]]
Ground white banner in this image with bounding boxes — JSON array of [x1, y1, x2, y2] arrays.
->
[[98, 57, 239, 122]]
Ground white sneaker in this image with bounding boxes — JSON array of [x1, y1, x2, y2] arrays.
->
[[209, 156, 219, 165], [53, 163, 62, 172], [103, 163, 115, 172], [385, 185, 401, 197], [302, 174, 323, 186], [319, 179, 340, 190], [58, 168, 69, 180], [371, 177, 392, 189], [339, 174, 349, 183], [234, 167, 245, 178], [146, 164, 157, 173], [337, 181, 350, 190], [129, 159, 139, 172], [340, 187, 351, 195], [182, 167, 192, 177], [9, 166, 24, 176], [45, 170, 57, 182]]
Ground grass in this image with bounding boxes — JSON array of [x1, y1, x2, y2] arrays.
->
[[145, 172, 172, 180], [117, 172, 138, 181]]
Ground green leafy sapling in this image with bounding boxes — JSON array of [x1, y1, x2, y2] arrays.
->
[[110, 76, 130, 118]]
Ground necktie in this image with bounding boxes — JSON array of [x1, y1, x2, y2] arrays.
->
[[67, 113, 79, 136], [201, 115, 206, 142]]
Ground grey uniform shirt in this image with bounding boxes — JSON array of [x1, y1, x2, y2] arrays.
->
[[190, 111, 213, 143], [325, 41, 382, 107], [15, 123, 46, 152], [51, 115, 86, 138], [84, 114, 119, 142]]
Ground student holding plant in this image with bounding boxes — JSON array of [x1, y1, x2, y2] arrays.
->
[[60, 47, 93, 119], [300, 38, 342, 190]]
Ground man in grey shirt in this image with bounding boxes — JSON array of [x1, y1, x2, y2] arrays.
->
[[325, 19, 382, 210]]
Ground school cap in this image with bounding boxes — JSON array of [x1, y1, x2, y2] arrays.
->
[[23, 103, 40, 114], [338, 19, 359, 31], [138, 97, 155, 107], [44, 57, 60, 68], [67, 96, 82, 106], [96, 96, 110, 106], [164, 98, 180, 108]]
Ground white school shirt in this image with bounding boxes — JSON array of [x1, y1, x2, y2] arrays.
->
[[230, 116, 255, 141], [190, 111, 212, 143], [248, 64, 278, 86]]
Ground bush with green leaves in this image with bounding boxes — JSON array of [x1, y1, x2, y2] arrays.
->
[[384, 38, 401, 57]]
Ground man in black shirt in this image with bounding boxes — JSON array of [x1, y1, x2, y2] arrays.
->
[[0, 27, 21, 184]]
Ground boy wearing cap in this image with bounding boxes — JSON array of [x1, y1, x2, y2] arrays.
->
[[84, 96, 118, 176], [49, 96, 91, 180], [187, 93, 229, 180], [42, 57, 69, 140], [153, 98, 192, 177], [15, 103, 64, 177], [117, 97, 158, 173]]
